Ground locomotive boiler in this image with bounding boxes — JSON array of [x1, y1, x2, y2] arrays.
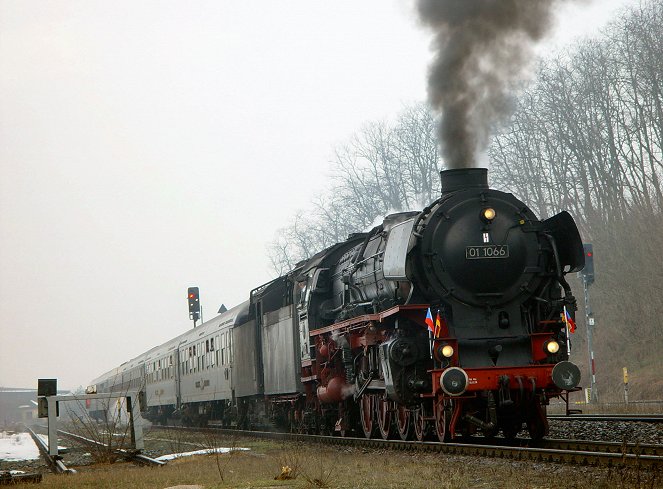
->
[[89, 167, 585, 442]]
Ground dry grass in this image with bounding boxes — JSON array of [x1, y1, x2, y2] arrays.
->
[[36, 438, 661, 489]]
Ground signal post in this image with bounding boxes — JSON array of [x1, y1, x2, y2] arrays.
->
[[579, 244, 597, 403]]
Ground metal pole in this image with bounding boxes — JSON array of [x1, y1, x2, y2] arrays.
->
[[584, 280, 598, 403], [47, 397, 58, 457]]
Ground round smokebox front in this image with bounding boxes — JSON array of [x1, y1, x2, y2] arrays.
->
[[422, 191, 542, 307]]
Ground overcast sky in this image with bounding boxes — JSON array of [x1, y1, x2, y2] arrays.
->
[[0, 0, 632, 390]]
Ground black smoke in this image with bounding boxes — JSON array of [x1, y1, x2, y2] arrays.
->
[[417, 0, 566, 168]]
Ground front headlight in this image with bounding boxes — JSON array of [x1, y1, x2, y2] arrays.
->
[[545, 340, 560, 354], [441, 344, 454, 358], [482, 207, 496, 221]]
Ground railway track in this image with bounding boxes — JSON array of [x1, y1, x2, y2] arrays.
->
[[55, 429, 166, 467], [25, 424, 164, 473], [24, 426, 75, 474], [548, 414, 663, 423], [156, 426, 663, 469]]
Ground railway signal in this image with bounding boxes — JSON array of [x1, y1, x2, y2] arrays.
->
[[580, 243, 594, 285], [187, 287, 200, 325], [579, 243, 598, 402]]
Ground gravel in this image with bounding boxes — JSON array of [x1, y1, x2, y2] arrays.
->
[[547, 419, 663, 445]]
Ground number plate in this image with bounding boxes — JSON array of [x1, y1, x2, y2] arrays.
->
[[465, 245, 509, 259]]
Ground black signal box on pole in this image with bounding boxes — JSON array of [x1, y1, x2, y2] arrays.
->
[[38, 378, 57, 397], [580, 244, 594, 285], [187, 287, 200, 322], [37, 378, 59, 417]]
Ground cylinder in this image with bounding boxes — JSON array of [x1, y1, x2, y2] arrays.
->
[[317, 376, 350, 403]]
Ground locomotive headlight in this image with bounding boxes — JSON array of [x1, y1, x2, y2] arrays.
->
[[545, 340, 560, 354], [482, 208, 496, 221], [441, 344, 454, 358]]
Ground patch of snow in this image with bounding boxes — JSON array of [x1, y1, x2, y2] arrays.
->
[[155, 447, 249, 462], [0, 432, 40, 461]]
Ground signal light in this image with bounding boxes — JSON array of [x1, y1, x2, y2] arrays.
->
[[580, 244, 595, 285], [187, 287, 200, 315]]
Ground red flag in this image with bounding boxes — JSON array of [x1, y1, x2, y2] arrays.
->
[[434, 311, 442, 338], [425, 308, 434, 333]]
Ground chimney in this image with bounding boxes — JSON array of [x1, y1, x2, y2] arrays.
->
[[441, 168, 489, 195]]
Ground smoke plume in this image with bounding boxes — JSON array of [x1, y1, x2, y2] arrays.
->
[[417, 0, 564, 168]]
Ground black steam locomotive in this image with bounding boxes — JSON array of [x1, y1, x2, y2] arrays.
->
[[90, 168, 584, 441]]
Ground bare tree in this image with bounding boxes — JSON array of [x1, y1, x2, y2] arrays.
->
[[268, 103, 440, 273], [489, 0, 663, 399]]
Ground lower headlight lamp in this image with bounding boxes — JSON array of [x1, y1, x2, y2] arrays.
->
[[441, 344, 454, 358]]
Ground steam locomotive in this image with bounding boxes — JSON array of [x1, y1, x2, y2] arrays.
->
[[89, 168, 584, 441]]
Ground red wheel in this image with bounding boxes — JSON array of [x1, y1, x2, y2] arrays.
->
[[414, 404, 427, 441], [396, 404, 412, 441], [376, 397, 392, 440], [435, 400, 449, 442], [359, 394, 374, 439]]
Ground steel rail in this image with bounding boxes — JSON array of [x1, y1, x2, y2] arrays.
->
[[522, 438, 663, 457], [56, 429, 166, 467], [24, 426, 76, 474], [548, 414, 663, 423], [453, 436, 663, 457], [156, 426, 663, 468]]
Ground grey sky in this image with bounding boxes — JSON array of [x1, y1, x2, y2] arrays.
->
[[0, 0, 630, 390]]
